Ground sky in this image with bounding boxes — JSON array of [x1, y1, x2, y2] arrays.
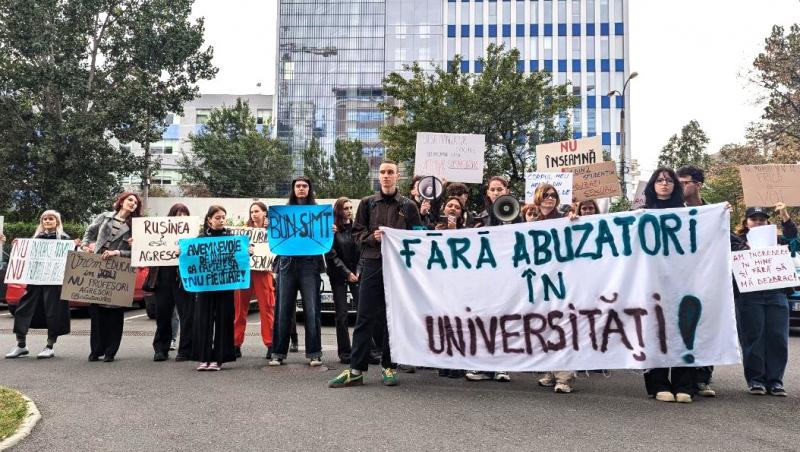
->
[[191, 0, 800, 179]]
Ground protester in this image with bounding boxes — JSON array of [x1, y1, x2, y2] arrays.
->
[[149, 203, 194, 362], [81, 192, 142, 363], [233, 201, 276, 359], [5, 210, 72, 359], [409, 175, 439, 229], [270, 176, 324, 367], [639, 168, 695, 403], [434, 196, 468, 379], [521, 203, 538, 222], [731, 204, 795, 396], [325, 197, 361, 364], [466, 175, 517, 383], [191, 205, 237, 371], [445, 182, 475, 226], [576, 199, 600, 217], [677, 165, 716, 397], [328, 159, 423, 388], [526, 185, 576, 393]]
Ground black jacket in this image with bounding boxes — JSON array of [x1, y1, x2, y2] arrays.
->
[[353, 190, 423, 260], [731, 219, 798, 297], [325, 223, 361, 282]]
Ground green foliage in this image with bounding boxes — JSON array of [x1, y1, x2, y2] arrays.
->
[[331, 139, 373, 199], [179, 99, 292, 197], [608, 197, 632, 213], [380, 44, 577, 201], [657, 120, 711, 169], [0, 0, 217, 222], [703, 142, 770, 228], [302, 138, 332, 198], [752, 24, 800, 146], [0, 387, 27, 441], [1, 222, 86, 247]]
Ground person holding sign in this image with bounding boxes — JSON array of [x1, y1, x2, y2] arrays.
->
[[324, 198, 361, 364], [191, 205, 238, 371], [731, 204, 796, 396], [150, 203, 195, 362], [5, 211, 72, 360], [233, 201, 276, 359], [328, 160, 423, 388], [270, 176, 325, 367], [639, 168, 695, 403], [81, 192, 142, 363]]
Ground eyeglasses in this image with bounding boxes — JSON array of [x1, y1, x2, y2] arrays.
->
[[655, 178, 674, 185], [542, 192, 558, 200]]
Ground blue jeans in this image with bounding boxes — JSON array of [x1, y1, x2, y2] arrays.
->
[[735, 291, 790, 389], [273, 257, 321, 359]]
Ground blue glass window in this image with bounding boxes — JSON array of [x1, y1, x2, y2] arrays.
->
[[503, 24, 511, 37], [600, 23, 609, 36], [616, 132, 621, 145], [572, 59, 581, 72], [573, 131, 582, 139], [558, 24, 567, 36], [572, 24, 581, 36], [558, 60, 567, 72], [601, 59, 610, 72], [602, 132, 611, 145], [544, 24, 553, 36], [516, 24, 525, 36], [489, 24, 498, 37], [475, 60, 484, 72], [586, 23, 595, 36], [162, 124, 180, 140], [587, 96, 596, 109], [530, 24, 539, 36], [586, 59, 596, 72], [461, 25, 470, 37], [460, 60, 470, 73], [530, 60, 539, 71], [448, 25, 456, 37], [544, 60, 553, 72], [475, 25, 484, 37], [601, 95, 610, 108], [616, 95, 624, 109], [615, 59, 624, 72], [517, 60, 525, 72], [615, 22, 624, 35]]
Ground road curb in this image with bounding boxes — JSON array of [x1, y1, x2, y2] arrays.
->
[[0, 392, 41, 451]]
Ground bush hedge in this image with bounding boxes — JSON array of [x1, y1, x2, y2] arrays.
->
[[1, 222, 87, 246]]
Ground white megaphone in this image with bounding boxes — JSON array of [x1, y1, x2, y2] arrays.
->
[[492, 195, 521, 223], [417, 175, 444, 201]]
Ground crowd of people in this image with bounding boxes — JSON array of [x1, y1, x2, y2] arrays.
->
[[1, 160, 794, 402]]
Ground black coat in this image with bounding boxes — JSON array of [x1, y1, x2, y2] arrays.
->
[[325, 223, 361, 282]]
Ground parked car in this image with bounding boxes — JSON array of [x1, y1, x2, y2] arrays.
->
[[4, 267, 152, 316], [294, 273, 357, 317]]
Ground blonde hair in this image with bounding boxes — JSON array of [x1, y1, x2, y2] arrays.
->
[[34, 210, 64, 238]]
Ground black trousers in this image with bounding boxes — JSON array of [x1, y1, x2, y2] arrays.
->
[[13, 285, 70, 340], [696, 366, 714, 385], [330, 278, 358, 359], [89, 305, 124, 358], [644, 367, 696, 395], [350, 259, 392, 371], [152, 267, 194, 357], [191, 291, 235, 364]]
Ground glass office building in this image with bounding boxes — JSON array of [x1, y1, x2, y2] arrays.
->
[[275, 0, 631, 189]]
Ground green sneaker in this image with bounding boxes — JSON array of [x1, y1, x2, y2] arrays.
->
[[382, 367, 398, 386], [328, 369, 363, 388]]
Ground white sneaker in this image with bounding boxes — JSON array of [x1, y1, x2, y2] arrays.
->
[[37, 347, 55, 359], [538, 375, 555, 387], [655, 391, 675, 402], [268, 358, 283, 366], [5, 346, 29, 359], [494, 371, 511, 382], [697, 383, 716, 397], [675, 392, 693, 403], [554, 382, 573, 393], [309, 358, 322, 367], [169, 340, 177, 351], [465, 370, 492, 381]]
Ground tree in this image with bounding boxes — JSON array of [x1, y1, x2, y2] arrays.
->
[[302, 138, 332, 198], [381, 44, 577, 201], [751, 24, 800, 147], [179, 99, 292, 197], [656, 120, 711, 169], [331, 139, 373, 199], [703, 142, 770, 226], [0, 0, 217, 221]]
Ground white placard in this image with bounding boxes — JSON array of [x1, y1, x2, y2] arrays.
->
[[382, 204, 740, 372], [732, 246, 799, 293], [631, 181, 647, 209], [535, 136, 601, 172], [414, 132, 485, 183], [524, 172, 573, 205], [228, 227, 275, 271], [746, 225, 777, 249], [4, 239, 75, 285], [131, 216, 200, 267]]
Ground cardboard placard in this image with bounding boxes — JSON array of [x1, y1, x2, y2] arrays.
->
[[61, 251, 137, 307], [228, 227, 275, 271], [731, 246, 799, 293], [131, 216, 200, 267], [535, 136, 601, 172], [268, 205, 334, 256], [631, 180, 647, 209], [524, 172, 573, 205], [563, 161, 622, 202], [739, 164, 800, 207], [414, 132, 486, 183], [4, 239, 75, 285], [178, 235, 251, 292]]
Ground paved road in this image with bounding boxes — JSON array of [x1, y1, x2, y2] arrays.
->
[[1, 307, 799, 451]]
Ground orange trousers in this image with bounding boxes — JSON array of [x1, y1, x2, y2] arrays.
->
[[233, 271, 275, 348]]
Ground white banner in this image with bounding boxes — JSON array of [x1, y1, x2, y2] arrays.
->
[[414, 132, 485, 183], [382, 203, 740, 372], [524, 172, 573, 205], [4, 239, 75, 285], [131, 216, 200, 267], [732, 246, 799, 292]]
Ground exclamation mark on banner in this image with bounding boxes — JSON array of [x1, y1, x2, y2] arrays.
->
[[678, 295, 702, 364]]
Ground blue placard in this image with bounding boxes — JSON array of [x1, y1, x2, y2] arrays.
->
[[268, 205, 334, 256], [178, 235, 250, 292]]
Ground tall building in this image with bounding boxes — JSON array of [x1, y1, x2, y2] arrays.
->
[[275, 0, 630, 190]]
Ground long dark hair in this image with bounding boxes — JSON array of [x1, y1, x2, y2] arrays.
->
[[113, 191, 143, 221], [644, 167, 684, 208], [439, 196, 466, 229], [204, 205, 227, 229], [288, 176, 316, 205], [167, 203, 190, 217], [332, 197, 352, 232], [247, 201, 268, 227]]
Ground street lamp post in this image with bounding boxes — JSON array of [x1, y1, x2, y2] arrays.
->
[[607, 71, 638, 200]]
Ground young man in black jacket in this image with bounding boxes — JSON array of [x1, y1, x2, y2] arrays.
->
[[328, 160, 423, 388]]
